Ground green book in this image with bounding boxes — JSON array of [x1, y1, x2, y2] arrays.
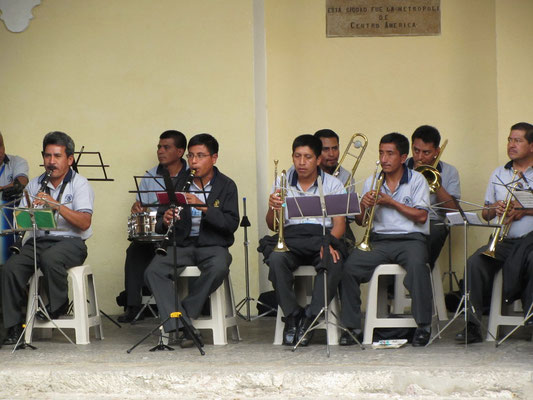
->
[[15, 209, 57, 230]]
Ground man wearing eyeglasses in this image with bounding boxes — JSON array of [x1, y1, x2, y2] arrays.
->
[[117, 130, 188, 323], [144, 133, 239, 347]]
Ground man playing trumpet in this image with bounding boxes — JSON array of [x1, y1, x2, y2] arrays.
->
[[339, 133, 432, 347], [259, 134, 346, 346], [455, 122, 533, 344]]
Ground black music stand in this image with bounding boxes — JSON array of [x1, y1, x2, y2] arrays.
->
[[427, 199, 501, 348], [127, 172, 205, 355], [287, 179, 362, 357]]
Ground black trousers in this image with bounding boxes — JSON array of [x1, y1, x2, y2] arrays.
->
[[144, 245, 231, 333], [266, 250, 343, 318], [2, 236, 87, 329], [340, 236, 432, 330], [123, 241, 156, 307], [466, 239, 533, 326], [428, 219, 449, 268]]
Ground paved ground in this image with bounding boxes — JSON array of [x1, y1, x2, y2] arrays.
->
[[1, 315, 532, 399]]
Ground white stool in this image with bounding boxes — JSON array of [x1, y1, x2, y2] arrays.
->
[[363, 264, 418, 345], [486, 269, 523, 341], [177, 266, 240, 345], [25, 265, 104, 345], [392, 262, 448, 322], [273, 265, 340, 345]]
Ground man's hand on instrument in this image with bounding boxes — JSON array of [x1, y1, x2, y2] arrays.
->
[[185, 193, 207, 212], [376, 191, 394, 207], [33, 191, 60, 210], [269, 190, 283, 211], [163, 208, 181, 226], [494, 200, 507, 217], [131, 201, 146, 214], [505, 201, 527, 223]]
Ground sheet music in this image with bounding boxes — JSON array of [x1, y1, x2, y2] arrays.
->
[[513, 190, 533, 209], [446, 211, 484, 226]]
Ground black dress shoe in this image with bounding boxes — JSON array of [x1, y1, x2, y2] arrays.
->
[[339, 328, 363, 346], [455, 323, 482, 344], [412, 328, 431, 347], [36, 300, 70, 321], [296, 316, 316, 346], [118, 306, 143, 323], [282, 314, 301, 346], [3, 325, 23, 346]]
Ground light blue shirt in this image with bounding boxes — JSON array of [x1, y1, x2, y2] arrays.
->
[[189, 179, 212, 236], [272, 167, 345, 229], [0, 154, 29, 201], [22, 170, 94, 240], [485, 162, 533, 239], [365, 166, 430, 235]]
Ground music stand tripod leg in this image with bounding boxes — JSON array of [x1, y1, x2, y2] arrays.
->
[[496, 301, 533, 347]]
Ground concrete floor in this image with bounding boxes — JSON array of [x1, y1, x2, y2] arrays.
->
[[0, 314, 532, 399]]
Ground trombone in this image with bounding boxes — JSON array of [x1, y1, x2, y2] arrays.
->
[[482, 170, 519, 259], [415, 139, 448, 193], [356, 161, 384, 252], [333, 133, 368, 188]]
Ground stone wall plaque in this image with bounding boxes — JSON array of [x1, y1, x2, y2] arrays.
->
[[326, 0, 440, 37]]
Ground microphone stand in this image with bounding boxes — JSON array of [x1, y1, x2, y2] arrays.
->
[[235, 197, 276, 321]]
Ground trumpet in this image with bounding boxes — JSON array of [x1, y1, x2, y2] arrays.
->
[[482, 169, 519, 259], [272, 160, 288, 252], [356, 161, 384, 252], [333, 133, 368, 188], [415, 139, 448, 194], [274, 171, 289, 253]]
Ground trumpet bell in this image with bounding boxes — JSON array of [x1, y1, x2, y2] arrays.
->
[[356, 240, 372, 252]]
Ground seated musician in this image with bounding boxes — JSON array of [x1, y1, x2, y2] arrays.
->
[[118, 130, 188, 323], [339, 132, 433, 347], [0, 131, 29, 201], [2, 131, 94, 345], [407, 125, 460, 269], [259, 134, 346, 346], [455, 122, 533, 344], [144, 133, 239, 347]]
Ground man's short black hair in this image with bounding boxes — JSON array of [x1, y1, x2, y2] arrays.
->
[[380, 132, 410, 156], [160, 130, 187, 149], [511, 122, 533, 144], [43, 131, 75, 157], [411, 125, 441, 148], [314, 129, 339, 143], [188, 133, 219, 155], [292, 134, 322, 158]]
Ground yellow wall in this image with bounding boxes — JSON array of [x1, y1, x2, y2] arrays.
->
[[263, 0, 527, 288], [1, 0, 531, 310], [495, 0, 533, 163], [0, 0, 257, 312]]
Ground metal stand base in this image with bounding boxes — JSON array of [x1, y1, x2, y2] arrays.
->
[[496, 302, 533, 347]]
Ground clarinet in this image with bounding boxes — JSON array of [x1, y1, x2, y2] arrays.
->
[[155, 169, 196, 256], [9, 169, 53, 254]]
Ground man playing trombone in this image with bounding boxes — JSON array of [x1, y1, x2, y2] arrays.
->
[[455, 122, 533, 344], [339, 133, 433, 347], [259, 134, 346, 346], [407, 125, 461, 269]]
